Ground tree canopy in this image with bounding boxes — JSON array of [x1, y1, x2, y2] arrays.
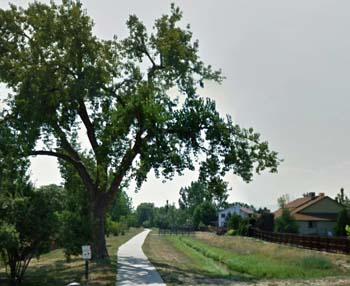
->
[[179, 179, 229, 214], [0, 1, 280, 258]]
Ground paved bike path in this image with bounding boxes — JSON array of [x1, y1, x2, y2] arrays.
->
[[116, 229, 166, 286]]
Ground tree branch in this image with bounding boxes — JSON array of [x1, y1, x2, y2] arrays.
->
[[140, 39, 163, 82], [108, 130, 144, 197], [77, 100, 99, 155], [101, 85, 125, 107], [144, 48, 156, 67], [30, 150, 95, 193], [51, 122, 82, 162]]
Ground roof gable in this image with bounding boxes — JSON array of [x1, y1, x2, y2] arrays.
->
[[300, 197, 343, 214], [274, 194, 344, 219]]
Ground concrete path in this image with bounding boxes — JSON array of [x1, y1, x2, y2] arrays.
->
[[117, 229, 166, 286]]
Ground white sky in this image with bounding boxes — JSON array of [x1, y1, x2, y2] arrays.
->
[[1, 0, 350, 210]]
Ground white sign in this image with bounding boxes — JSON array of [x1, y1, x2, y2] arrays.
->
[[82, 245, 91, 260]]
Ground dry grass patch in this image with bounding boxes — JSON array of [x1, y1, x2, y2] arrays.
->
[[178, 232, 349, 280], [143, 233, 253, 286], [195, 232, 350, 271], [143, 231, 350, 285]]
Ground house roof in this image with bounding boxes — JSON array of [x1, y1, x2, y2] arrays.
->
[[240, 207, 254, 214], [218, 204, 254, 214], [293, 213, 338, 221], [274, 194, 341, 221]]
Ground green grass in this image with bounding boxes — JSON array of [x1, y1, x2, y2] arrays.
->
[[0, 228, 143, 286], [179, 236, 340, 278], [143, 232, 253, 285], [167, 236, 231, 277], [144, 231, 350, 285]]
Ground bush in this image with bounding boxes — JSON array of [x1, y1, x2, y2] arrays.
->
[[226, 229, 236, 236], [335, 209, 350, 236], [346, 225, 350, 237], [127, 214, 137, 227], [119, 216, 129, 233], [110, 221, 121, 236], [237, 218, 250, 236], [57, 210, 91, 260], [142, 220, 151, 228], [0, 186, 61, 285], [198, 221, 208, 231], [275, 208, 298, 233], [105, 216, 122, 236], [227, 214, 241, 229]]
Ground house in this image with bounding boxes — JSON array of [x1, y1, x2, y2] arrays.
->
[[218, 204, 254, 227], [274, 192, 344, 236]]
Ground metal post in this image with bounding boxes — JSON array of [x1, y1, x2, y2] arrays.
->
[[85, 260, 89, 286]]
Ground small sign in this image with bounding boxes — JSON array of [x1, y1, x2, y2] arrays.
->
[[82, 245, 91, 260]]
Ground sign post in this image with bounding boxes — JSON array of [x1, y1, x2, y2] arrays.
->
[[82, 245, 91, 286]]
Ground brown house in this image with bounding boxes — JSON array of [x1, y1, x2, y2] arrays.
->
[[274, 192, 344, 236]]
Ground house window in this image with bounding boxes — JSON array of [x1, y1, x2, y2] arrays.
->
[[221, 213, 225, 218], [308, 221, 317, 228]]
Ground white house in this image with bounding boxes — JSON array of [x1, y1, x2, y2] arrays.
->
[[218, 204, 254, 227]]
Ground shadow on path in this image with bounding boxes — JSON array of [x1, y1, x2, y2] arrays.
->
[[117, 256, 164, 285], [117, 229, 166, 286]]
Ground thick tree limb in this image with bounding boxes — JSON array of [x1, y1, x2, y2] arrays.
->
[[78, 100, 99, 155], [108, 130, 144, 198], [51, 122, 82, 162], [30, 150, 95, 193], [144, 48, 156, 67]]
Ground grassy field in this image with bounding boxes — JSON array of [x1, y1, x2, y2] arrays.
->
[[143, 231, 350, 286], [0, 227, 142, 286]]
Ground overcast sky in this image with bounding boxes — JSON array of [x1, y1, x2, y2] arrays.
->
[[1, 0, 350, 210]]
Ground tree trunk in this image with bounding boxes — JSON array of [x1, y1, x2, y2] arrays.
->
[[9, 261, 18, 286], [90, 193, 109, 260]]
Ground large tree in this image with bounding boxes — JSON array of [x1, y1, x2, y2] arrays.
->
[[0, 1, 280, 258]]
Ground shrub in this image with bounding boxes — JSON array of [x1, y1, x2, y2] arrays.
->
[[237, 218, 250, 236], [346, 225, 350, 237], [127, 214, 137, 227], [227, 214, 241, 229], [226, 229, 236, 236], [198, 221, 208, 231], [119, 216, 129, 233], [0, 187, 61, 285], [335, 209, 350, 236], [142, 220, 151, 228], [110, 221, 121, 236], [105, 216, 122, 236], [275, 208, 298, 233]]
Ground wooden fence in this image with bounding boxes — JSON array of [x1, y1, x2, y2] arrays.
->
[[158, 227, 195, 236], [248, 227, 350, 254]]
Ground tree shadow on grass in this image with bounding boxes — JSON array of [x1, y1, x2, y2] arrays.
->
[[22, 256, 117, 286], [23, 258, 84, 286]]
